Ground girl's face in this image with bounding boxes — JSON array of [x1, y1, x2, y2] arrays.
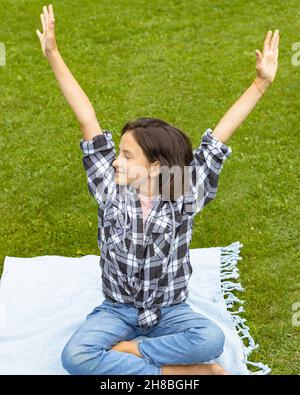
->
[[112, 131, 159, 191]]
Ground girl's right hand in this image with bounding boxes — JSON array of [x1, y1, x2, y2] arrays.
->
[[36, 4, 58, 57]]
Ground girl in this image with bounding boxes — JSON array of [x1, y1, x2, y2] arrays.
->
[[36, 5, 279, 375]]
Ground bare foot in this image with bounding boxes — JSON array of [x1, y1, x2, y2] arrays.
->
[[161, 363, 229, 375], [211, 363, 230, 375], [111, 342, 229, 375], [111, 340, 142, 358], [111, 341, 128, 353]]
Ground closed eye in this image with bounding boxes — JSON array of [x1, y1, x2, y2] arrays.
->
[[119, 147, 134, 159], [116, 151, 130, 159]]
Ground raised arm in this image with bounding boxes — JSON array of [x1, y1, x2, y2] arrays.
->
[[36, 4, 102, 141], [212, 30, 280, 145], [36, 4, 117, 209]]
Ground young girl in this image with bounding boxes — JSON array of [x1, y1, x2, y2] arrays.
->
[[36, 5, 279, 375]]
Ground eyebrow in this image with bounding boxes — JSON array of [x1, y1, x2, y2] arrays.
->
[[119, 147, 135, 155]]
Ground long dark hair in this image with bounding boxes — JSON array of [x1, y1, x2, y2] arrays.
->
[[120, 117, 194, 201]]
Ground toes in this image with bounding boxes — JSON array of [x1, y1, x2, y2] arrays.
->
[[212, 363, 229, 375]]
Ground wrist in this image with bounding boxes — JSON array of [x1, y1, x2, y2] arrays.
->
[[254, 76, 271, 95], [46, 48, 60, 61]]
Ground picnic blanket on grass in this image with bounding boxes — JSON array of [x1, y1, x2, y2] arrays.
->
[[0, 241, 271, 375]]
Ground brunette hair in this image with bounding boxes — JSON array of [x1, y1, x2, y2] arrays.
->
[[120, 117, 194, 201]]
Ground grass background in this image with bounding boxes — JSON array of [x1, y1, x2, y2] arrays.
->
[[0, 0, 299, 374]]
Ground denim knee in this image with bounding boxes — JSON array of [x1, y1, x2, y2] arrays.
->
[[188, 323, 225, 361], [207, 324, 225, 359], [61, 343, 81, 375], [61, 341, 104, 375]]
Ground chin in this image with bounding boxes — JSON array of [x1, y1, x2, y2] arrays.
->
[[115, 175, 128, 186]]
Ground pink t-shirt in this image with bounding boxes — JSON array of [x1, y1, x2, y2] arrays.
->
[[138, 193, 156, 226]]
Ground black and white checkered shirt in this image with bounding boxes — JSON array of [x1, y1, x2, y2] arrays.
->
[[80, 128, 232, 329]]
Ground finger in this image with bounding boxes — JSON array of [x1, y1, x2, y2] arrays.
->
[[40, 13, 46, 32], [275, 34, 280, 50], [263, 30, 272, 55], [270, 29, 279, 50], [43, 5, 49, 27], [255, 49, 263, 62], [49, 4, 55, 21], [275, 42, 279, 58], [48, 5, 55, 30], [36, 29, 42, 39], [255, 49, 262, 58]]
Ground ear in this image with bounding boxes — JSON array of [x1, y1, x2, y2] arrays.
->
[[149, 161, 160, 178]]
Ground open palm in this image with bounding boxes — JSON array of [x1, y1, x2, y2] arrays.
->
[[255, 30, 279, 83], [36, 4, 57, 57]]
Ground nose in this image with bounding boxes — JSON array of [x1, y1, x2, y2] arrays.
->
[[112, 160, 122, 173], [112, 158, 118, 168]]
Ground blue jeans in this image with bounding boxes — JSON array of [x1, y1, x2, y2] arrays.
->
[[61, 299, 225, 375]]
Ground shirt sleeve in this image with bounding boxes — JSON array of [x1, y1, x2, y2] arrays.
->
[[187, 128, 232, 215], [79, 130, 117, 209]]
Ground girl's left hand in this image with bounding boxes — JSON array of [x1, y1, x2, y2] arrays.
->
[[255, 30, 279, 84]]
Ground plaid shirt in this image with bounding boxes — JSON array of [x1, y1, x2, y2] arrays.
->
[[80, 128, 232, 329]]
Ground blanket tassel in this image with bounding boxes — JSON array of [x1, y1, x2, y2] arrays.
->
[[220, 241, 272, 375]]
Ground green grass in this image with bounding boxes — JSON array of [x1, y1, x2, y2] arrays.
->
[[0, 0, 299, 374]]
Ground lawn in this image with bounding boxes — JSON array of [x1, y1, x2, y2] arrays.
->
[[0, 0, 299, 374]]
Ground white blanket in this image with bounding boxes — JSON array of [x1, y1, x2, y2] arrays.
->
[[0, 241, 270, 375]]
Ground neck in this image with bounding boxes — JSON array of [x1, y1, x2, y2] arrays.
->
[[137, 177, 159, 198]]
